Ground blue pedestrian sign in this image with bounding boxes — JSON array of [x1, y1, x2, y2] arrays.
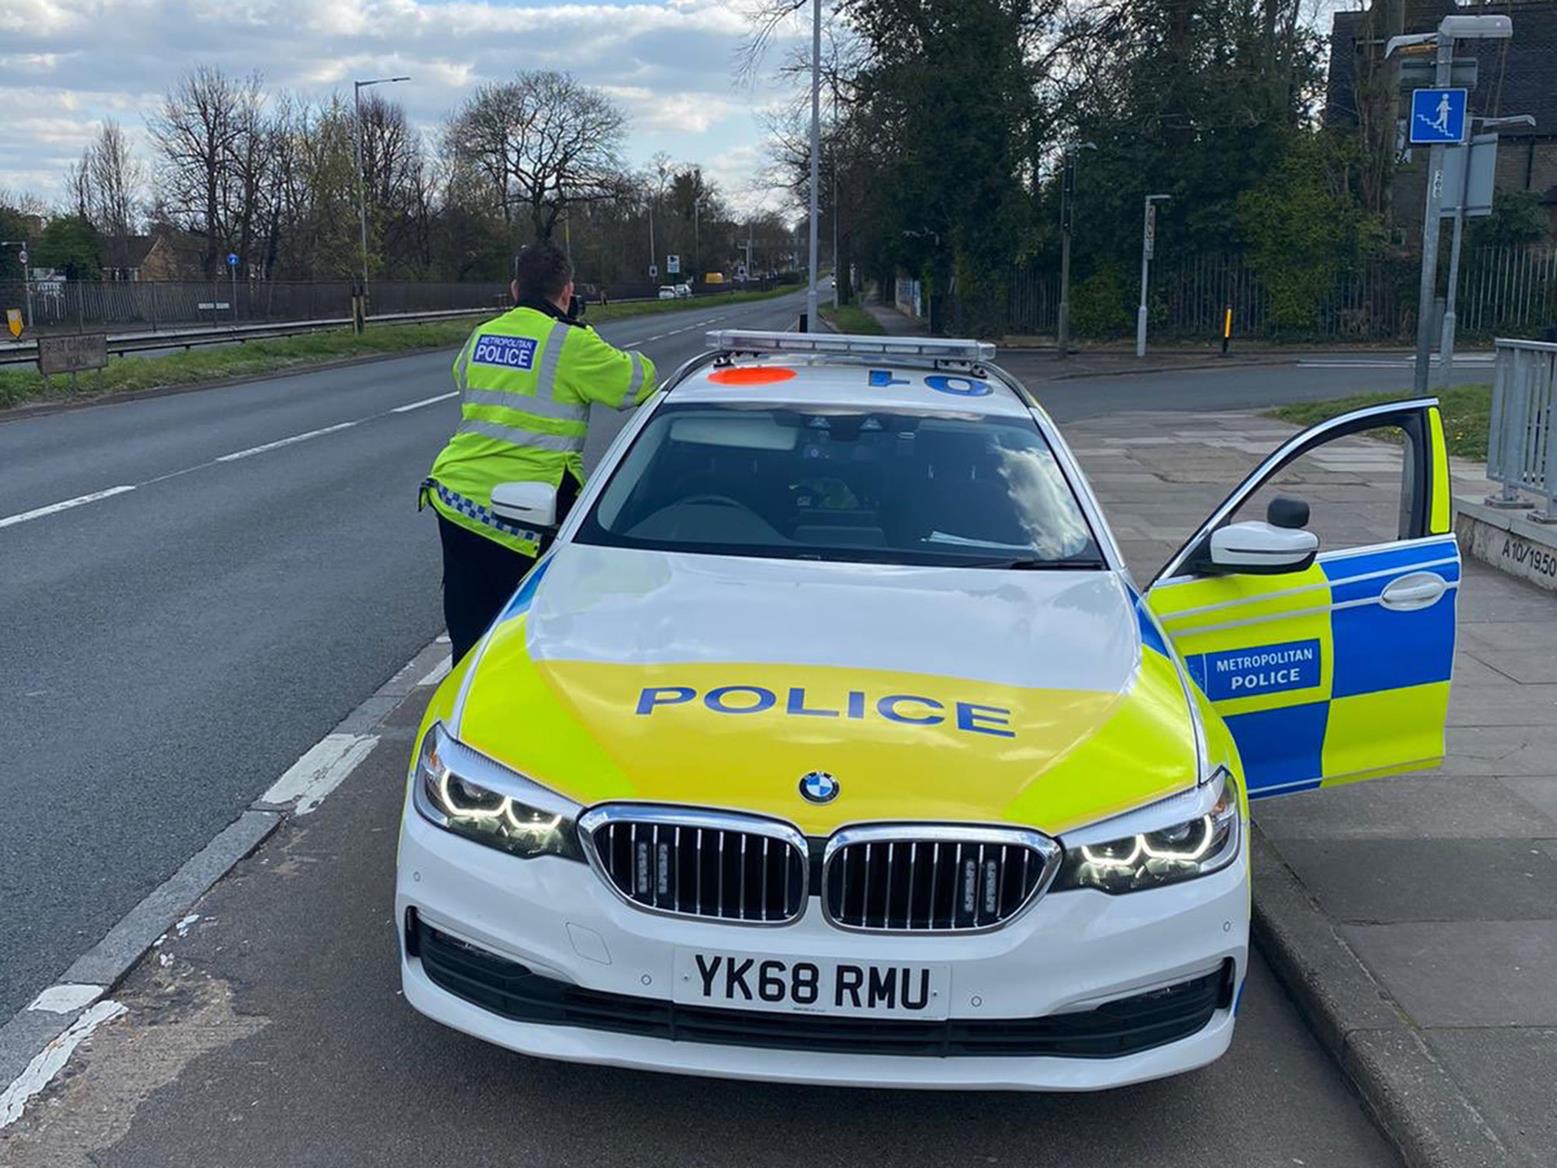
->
[[1409, 88, 1468, 145], [226, 253, 239, 267]]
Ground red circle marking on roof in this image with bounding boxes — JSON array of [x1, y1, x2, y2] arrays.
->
[[707, 366, 798, 386]]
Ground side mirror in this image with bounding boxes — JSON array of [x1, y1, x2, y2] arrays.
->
[[491, 481, 558, 530], [1208, 521, 1319, 574]]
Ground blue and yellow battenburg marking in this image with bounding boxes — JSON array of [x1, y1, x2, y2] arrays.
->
[[1148, 537, 1459, 797]]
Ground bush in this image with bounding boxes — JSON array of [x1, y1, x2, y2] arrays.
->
[[1070, 265, 1132, 339]]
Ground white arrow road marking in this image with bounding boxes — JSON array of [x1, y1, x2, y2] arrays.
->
[[0, 999, 126, 1128], [0, 485, 136, 529]]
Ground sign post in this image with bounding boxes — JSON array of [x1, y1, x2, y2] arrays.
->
[[38, 333, 108, 392], [227, 253, 239, 321], [1388, 12, 1514, 393], [1136, 194, 1170, 358], [666, 254, 681, 277]]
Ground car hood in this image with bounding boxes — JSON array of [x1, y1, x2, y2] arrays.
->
[[452, 545, 1199, 836]]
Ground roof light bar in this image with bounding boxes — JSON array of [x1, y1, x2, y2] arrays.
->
[[707, 330, 997, 364]]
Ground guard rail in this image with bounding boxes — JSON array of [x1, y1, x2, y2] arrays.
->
[[0, 306, 502, 367], [1486, 337, 1557, 522]]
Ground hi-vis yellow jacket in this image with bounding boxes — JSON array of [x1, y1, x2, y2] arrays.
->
[[424, 304, 657, 555]]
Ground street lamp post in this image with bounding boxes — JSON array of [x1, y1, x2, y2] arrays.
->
[[805, 0, 821, 331], [353, 75, 410, 318], [1387, 14, 1512, 394], [1136, 194, 1170, 358], [1056, 142, 1096, 359]]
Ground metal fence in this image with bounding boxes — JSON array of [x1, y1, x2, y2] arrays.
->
[[0, 279, 510, 335], [999, 245, 1557, 342], [0, 275, 789, 337], [1486, 338, 1557, 521]]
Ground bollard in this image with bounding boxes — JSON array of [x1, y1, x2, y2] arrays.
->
[[1220, 306, 1232, 357]]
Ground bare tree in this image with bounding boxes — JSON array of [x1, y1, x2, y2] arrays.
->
[[148, 66, 266, 276], [445, 71, 629, 242]]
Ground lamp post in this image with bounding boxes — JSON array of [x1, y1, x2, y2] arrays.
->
[[1056, 141, 1095, 359], [804, 0, 821, 330], [353, 75, 410, 312], [1136, 194, 1170, 358], [0, 239, 31, 330], [1386, 14, 1512, 394]]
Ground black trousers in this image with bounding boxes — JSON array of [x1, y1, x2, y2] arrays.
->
[[437, 516, 535, 664], [435, 477, 578, 663]]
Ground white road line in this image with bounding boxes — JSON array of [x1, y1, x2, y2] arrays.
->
[[0, 485, 136, 530], [26, 984, 105, 1015], [0, 999, 126, 1128], [392, 391, 459, 413], [418, 656, 453, 687], [216, 421, 358, 462], [259, 733, 380, 815]]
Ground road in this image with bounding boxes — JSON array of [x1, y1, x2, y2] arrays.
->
[[0, 290, 806, 1023], [0, 316, 1433, 1164]]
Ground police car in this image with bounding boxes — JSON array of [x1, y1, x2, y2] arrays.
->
[[397, 331, 1458, 1090]]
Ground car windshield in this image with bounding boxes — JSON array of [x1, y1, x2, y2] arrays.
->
[[576, 403, 1104, 568]]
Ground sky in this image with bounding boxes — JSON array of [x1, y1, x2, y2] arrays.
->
[[0, 0, 808, 217]]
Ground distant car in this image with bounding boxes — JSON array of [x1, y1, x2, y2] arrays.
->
[[674, 283, 692, 299], [576, 282, 608, 308], [658, 286, 677, 300]]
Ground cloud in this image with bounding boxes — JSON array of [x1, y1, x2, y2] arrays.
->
[[1, 0, 803, 207]]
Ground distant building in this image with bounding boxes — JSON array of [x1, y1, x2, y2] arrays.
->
[[102, 231, 205, 281], [1325, 0, 1557, 239]]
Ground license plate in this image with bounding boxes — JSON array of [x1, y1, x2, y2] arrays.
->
[[673, 950, 950, 1019]]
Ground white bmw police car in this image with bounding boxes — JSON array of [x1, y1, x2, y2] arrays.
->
[[397, 331, 1459, 1090]]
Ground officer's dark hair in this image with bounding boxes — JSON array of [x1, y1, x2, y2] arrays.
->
[[512, 242, 573, 303]]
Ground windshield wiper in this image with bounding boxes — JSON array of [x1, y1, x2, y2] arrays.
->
[[958, 556, 1106, 570]]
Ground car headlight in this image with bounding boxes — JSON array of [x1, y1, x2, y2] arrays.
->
[[1056, 769, 1241, 894], [411, 722, 583, 861]]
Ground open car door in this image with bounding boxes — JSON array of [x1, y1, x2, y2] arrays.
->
[[1145, 399, 1459, 799]]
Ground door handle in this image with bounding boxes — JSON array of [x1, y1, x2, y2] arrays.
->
[[1381, 572, 1447, 612]]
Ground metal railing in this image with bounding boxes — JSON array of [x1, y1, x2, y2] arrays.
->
[[1486, 338, 1557, 521], [0, 306, 496, 367]]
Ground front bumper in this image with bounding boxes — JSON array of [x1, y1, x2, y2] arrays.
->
[[396, 808, 1249, 1091]]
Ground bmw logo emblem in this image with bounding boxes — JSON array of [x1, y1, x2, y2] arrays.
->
[[798, 771, 839, 804]]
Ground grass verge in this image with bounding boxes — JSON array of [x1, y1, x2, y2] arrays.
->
[[0, 286, 798, 412], [1267, 383, 1491, 459], [819, 302, 886, 335]]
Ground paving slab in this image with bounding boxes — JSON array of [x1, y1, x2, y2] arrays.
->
[[1341, 921, 1557, 1028], [1277, 839, 1557, 923]]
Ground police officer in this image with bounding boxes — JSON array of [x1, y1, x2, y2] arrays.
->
[[423, 242, 656, 661]]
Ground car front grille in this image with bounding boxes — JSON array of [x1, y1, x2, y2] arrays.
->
[[579, 806, 808, 924], [823, 826, 1062, 932], [409, 911, 1232, 1059]]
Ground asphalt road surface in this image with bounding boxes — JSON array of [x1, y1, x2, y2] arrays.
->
[[0, 290, 807, 1022]]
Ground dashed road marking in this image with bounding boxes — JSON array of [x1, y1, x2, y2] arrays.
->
[[392, 391, 459, 413], [0, 485, 136, 530], [216, 421, 358, 462]]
